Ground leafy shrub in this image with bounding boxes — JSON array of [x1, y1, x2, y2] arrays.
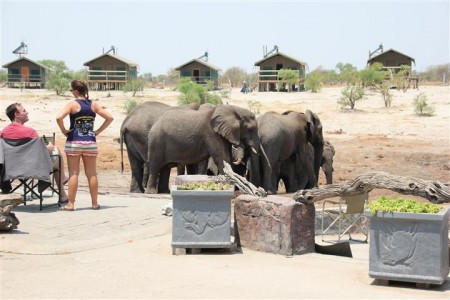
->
[[413, 92, 435, 116], [124, 98, 140, 115], [366, 196, 443, 215], [305, 71, 323, 93], [178, 182, 233, 190], [177, 78, 222, 105]]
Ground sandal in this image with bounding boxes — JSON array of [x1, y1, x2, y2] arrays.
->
[[59, 206, 74, 211]]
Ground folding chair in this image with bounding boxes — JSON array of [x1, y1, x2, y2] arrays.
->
[[42, 133, 61, 197], [321, 193, 369, 243], [1, 138, 61, 211]]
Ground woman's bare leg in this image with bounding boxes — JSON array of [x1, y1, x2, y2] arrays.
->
[[65, 155, 81, 210], [82, 155, 99, 209]]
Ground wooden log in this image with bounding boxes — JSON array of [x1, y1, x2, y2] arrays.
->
[[293, 171, 450, 204]]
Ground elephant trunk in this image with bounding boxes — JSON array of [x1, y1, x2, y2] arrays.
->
[[232, 144, 245, 165], [313, 143, 324, 187], [325, 169, 333, 185]]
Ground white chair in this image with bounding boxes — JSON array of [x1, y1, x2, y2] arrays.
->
[[321, 193, 369, 243]]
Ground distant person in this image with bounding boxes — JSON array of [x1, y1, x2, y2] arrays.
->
[[56, 80, 113, 211], [241, 81, 249, 94], [1, 103, 69, 203]]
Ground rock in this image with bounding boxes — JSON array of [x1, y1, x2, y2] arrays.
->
[[234, 194, 315, 256]]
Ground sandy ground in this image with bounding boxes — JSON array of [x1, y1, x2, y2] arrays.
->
[[0, 85, 449, 201]]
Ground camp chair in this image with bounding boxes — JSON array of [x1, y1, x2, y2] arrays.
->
[[321, 193, 369, 243], [0, 137, 61, 211]]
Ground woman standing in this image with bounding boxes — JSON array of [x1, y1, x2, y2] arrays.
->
[[56, 80, 113, 211]]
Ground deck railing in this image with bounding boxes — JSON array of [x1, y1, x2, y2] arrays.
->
[[257, 69, 302, 82], [7, 74, 44, 82], [86, 70, 129, 81]]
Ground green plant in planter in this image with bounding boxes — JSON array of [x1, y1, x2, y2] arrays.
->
[[366, 196, 443, 215], [178, 182, 233, 191]]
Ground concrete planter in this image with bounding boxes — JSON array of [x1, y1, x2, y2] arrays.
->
[[367, 206, 449, 285], [171, 186, 234, 253]]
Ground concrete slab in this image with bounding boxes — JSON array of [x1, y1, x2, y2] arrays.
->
[[1, 191, 449, 299]]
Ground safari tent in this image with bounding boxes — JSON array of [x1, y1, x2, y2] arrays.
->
[[83, 51, 138, 91], [367, 48, 417, 88], [367, 48, 415, 73], [2, 57, 48, 89], [254, 47, 307, 92], [175, 53, 221, 89]]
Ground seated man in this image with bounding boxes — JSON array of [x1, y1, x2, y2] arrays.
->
[[1, 103, 68, 203]]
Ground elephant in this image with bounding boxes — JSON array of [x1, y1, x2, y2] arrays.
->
[[258, 109, 323, 194], [321, 140, 335, 184], [145, 104, 264, 194], [279, 140, 334, 192], [120, 101, 199, 193]]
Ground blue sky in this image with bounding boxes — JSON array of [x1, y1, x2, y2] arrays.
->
[[1, 0, 449, 75]]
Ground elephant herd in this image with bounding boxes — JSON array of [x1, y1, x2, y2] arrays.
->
[[120, 101, 335, 195]]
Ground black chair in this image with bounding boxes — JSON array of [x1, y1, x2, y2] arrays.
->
[[0, 137, 61, 211]]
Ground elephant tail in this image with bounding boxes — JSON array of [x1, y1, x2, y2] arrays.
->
[[120, 129, 125, 174]]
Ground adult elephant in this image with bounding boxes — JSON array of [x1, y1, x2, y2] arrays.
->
[[120, 101, 199, 193], [258, 109, 323, 194], [145, 104, 264, 194], [321, 140, 335, 184]]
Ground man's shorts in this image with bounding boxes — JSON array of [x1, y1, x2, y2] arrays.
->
[[64, 141, 98, 157]]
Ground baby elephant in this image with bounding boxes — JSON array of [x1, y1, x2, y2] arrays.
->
[[321, 140, 335, 184]]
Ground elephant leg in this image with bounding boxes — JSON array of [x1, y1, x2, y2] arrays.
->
[[128, 151, 145, 193], [145, 160, 159, 194], [177, 164, 186, 176], [186, 164, 198, 175], [157, 165, 172, 193]]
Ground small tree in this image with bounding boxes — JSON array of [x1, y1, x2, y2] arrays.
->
[[123, 78, 145, 97], [304, 71, 323, 93], [338, 86, 365, 109], [39, 59, 71, 95], [393, 65, 412, 92], [0, 69, 7, 82], [380, 81, 393, 107], [221, 66, 247, 88], [413, 93, 435, 116], [45, 74, 71, 95], [336, 63, 365, 109], [278, 69, 299, 92], [360, 63, 393, 107]]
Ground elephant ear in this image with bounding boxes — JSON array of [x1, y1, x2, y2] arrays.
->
[[305, 109, 323, 144], [211, 105, 241, 145]]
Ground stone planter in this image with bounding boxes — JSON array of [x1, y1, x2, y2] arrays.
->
[[170, 185, 234, 254], [367, 206, 449, 285]]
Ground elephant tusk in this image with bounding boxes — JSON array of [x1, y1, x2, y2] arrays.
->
[[233, 157, 243, 165], [251, 146, 258, 154]]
